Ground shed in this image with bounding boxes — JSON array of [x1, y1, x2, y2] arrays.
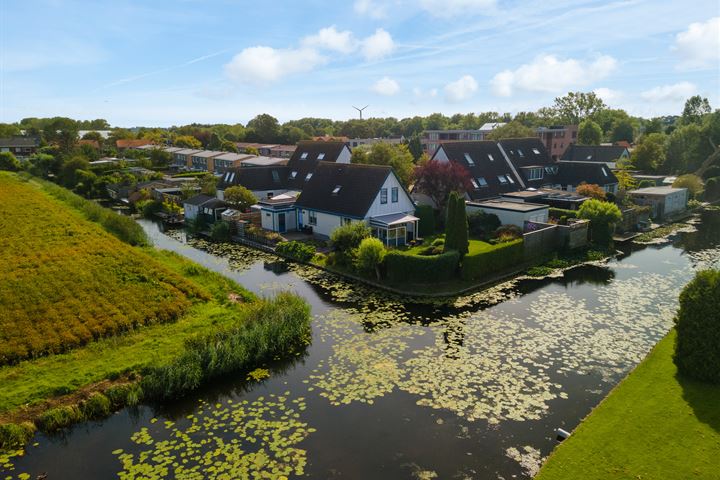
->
[[466, 200, 549, 227], [627, 187, 688, 220]]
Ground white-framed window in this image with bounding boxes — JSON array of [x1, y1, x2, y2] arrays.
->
[[586, 155, 592, 160], [470, 178, 479, 189], [332, 185, 342, 194], [380, 188, 388, 204], [391, 187, 398, 203], [300, 152, 308, 160], [318, 153, 325, 160], [533, 148, 541, 154], [602, 167, 608, 177], [308, 211, 317, 225], [477, 177, 488, 187], [518, 149, 524, 157], [290, 171, 297, 179], [305, 173, 313, 181], [464, 153, 475, 166], [506, 175, 515, 184], [498, 175, 508, 184], [487, 153, 494, 161], [527, 168, 543, 180]]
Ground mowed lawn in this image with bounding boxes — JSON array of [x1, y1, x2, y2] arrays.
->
[[536, 330, 720, 480], [0, 174, 207, 365]]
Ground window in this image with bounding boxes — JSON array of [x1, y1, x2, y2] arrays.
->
[[332, 185, 342, 194], [224, 172, 230, 182], [602, 167, 608, 177], [544, 166, 554, 174], [308, 211, 317, 225], [391, 187, 398, 203], [532, 148, 541, 155], [470, 178, 479, 189], [487, 153, 494, 161], [506, 175, 515, 184], [229, 173, 235, 183], [518, 149, 524, 157], [586, 155, 593, 160], [272, 170, 280, 182], [290, 171, 297, 179], [464, 153, 475, 166], [343, 217, 352, 225], [527, 168, 543, 180], [380, 188, 388, 204], [305, 173, 313, 181], [477, 177, 488, 187], [497, 175, 508, 184], [318, 153, 325, 160], [300, 152, 308, 160]]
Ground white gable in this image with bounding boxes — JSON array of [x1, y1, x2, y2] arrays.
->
[[433, 146, 449, 162], [365, 172, 415, 219]]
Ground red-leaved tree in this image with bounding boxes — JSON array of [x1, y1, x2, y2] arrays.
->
[[413, 160, 473, 211]]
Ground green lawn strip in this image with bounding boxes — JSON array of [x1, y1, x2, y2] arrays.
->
[[536, 330, 720, 480], [0, 248, 255, 417]]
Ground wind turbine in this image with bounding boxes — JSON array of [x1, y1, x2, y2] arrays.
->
[[352, 105, 369, 120]]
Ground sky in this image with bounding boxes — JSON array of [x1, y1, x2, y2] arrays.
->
[[0, 0, 719, 127]]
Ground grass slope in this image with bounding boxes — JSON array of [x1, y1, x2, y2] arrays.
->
[[536, 330, 720, 480], [0, 173, 207, 364]]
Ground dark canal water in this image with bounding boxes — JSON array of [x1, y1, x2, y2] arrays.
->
[[5, 217, 719, 479]]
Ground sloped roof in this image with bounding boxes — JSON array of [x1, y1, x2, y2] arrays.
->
[[116, 139, 153, 148], [0, 136, 39, 147], [498, 138, 559, 185], [561, 144, 628, 163], [295, 163, 392, 218], [434, 141, 521, 201], [219, 166, 289, 191], [191, 150, 225, 158], [183, 194, 215, 206], [555, 161, 619, 186], [286, 141, 349, 190]]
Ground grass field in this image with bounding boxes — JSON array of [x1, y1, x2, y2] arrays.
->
[[536, 330, 720, 480], [0, 173, 208, 365]]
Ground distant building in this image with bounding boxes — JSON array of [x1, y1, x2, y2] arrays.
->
[[0, 137, 40, 158], [536, 125, 578, 160], [346, 137, 404, 149], [183, 194, 228, 222], [422, 123, 506, 154], [560, 144, 630, 169], [627, 187, 688, 220], [116, 139, 153, 150], [236, 143, 297, 158]]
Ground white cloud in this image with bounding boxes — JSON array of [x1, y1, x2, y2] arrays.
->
[[419, 0, 496, 18], [640, 82, 697, 102], [490, 54, 617, 97], [224, 46, 326, 85], [444, 75, 478, 103], [593, 87, 622, 103], [372, 77, 400, 96], [353, 0, 388, 19], [361, 29, 395, 61], [302, 26, 357, 54], [672, 17, 720, 70]]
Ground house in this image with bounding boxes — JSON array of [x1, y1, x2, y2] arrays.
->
[[213, 152, 252, 173], [295, 163, 417, 245], [536, 125, 578, 160], [268, 145, 297, 158], [466, 200, 549, 227], [172, 149, 203, 169], [422, 127, 500, 154], [116, 139, 153, 150], [183, 194, 228, 222], [346, 137, 404, 148], [257, 193, 300, 234], [190, 150, 224, 172], [497, 138, 560, 188], [627, 187, 688, 220], [218, 167, 288, 200], [431, 141, 525, 201], [0, 137, 40, 158], [554, 162, 619, 194], [560, 144, 630, 169]]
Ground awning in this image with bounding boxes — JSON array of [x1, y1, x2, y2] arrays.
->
[[369, 212, 419, 227]]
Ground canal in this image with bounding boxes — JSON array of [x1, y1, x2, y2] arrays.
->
[[7, 216, 719, 479]]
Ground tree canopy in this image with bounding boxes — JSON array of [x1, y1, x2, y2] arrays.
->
[[577, 120, 603, 145], [351, 142, 414, 187], [413, 159, 472, 211]]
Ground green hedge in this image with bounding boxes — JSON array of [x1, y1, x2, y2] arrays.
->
[[549, 207, 578, 220], [415, 204, 436, 237], [276, 241, 316, 262], [384, 250, 459, 283], [460, 239, 524, 281]]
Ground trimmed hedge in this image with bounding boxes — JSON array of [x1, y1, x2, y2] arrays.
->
[[549, 207, 578, 220], [384, 250, 460, 283], [415, 205, 436, 237], [461, 239, 524, 281], [276, 241, 316, 262]]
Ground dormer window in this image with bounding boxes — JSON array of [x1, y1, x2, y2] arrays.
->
[[586, 155, 592, 160], [318, 153, 325, 160], [332, 185, 341, 194], [305, 173, 313, 181], [290, 171, 297, 179], [506, 175, 515, 184], [464, 153, 474, 166], [470, 178, 479, 189], [300, 152, 308, 160], [518, 149, 524, 157], [487, 153, 494, 161], [602, 167, 608, 177], [477, 177, 488, 187], [533, 148, 541, 154], [498, 175, 508, 184]]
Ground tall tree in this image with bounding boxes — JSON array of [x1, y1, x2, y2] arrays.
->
[[247, 114, 280, 143], [577, 120, 603, 145], [610, 119, 635, 143], [444, 192, 459, 253], [413, 160, 472, 212], [224, 185, 257, 211], [351, 142, 414, 187], [631, 133, 666, 172], [407, 135, 423, 161], [553, 91, 607, 124], [485, 121, 535, 140], [681, 95, 711, 125]]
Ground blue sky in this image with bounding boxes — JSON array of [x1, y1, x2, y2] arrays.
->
[[1, 0, 719, 127]]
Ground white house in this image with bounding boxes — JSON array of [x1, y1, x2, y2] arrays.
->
[[294, 163, 418, 245], [183, 194, 228, 222], [466, 200, 549, 228], [257, 193, 300, 234]]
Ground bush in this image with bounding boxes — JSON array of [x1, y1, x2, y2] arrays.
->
[[467, 211, 501, 239], [431, 237, 445, 247], [578, 199, 622, 245], [276, 241, 316, 262], [674, 269, 720, 383], [638, 179, 657, 188], [384, 250, 460, 283], [37, 405, 83, 432], [81, 392, 111, 419], [355, 237, 386, 278], [137, 199, 162, 218], [210, 221, 232, 241], [0, 422, 35, 450], [330, 223, 370, 267], [443, 192, 468, 255], [673, 174, 704, 200], [141, 292, 311, 400], [549, 208, 578, 220], [415, 205, 436, 237], [461, 239, 524, 281], [493, 224, 522, 242], [0, 152, 21, 171]]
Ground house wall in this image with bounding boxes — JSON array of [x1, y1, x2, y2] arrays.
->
[[466, 204, 549, 227], [298, 209, 354, 238], [261, 209, 297, 233], [663, 190, 688, 215], [337, 147, 352, 164], [366, 174, 416, 218], [184, 204, 200, 220]]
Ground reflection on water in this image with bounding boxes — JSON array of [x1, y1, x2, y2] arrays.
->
[[5, 217, 719, 480]]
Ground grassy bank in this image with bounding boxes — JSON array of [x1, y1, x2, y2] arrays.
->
[[536, 330, 720, 480]]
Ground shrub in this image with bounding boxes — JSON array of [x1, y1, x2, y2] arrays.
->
[[578, 199, 622, 245], [674, 269, 720, 383], [137, 199, 162, 218], [673, 174, 704, 200], [384, 250, 460, 283], [37, 405, 83, 432], [461, 239, 524, 281], [0, 422, 35, 450], [141, 292, 311, 400], [549, 208, 578, 220], [444, 192, 468, 255], [415, 205, 436, 237], [224, 185, 257, 211], [330, 223, 370, 267], [355, 237, 386, 278], [0, 152, 21, 171], [276, 241, 316, 262], [431, 237, 445, 247], [467, 211, 501, 239], [576, 183, 607, 200], [638, 179, 657, 188], [81, 392, 111, 419], [210, 221, 232, 241], [493, 224, 523, 242]]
